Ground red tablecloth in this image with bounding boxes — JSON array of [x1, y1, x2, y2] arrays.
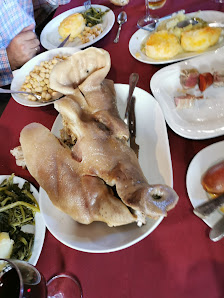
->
[[1, 0, 224, 297]]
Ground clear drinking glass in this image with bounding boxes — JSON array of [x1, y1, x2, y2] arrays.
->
[[137, 0, 167, 30], [0, 259, 83, 298]]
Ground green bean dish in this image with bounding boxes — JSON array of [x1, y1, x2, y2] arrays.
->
[[0, 174, 40, 261]]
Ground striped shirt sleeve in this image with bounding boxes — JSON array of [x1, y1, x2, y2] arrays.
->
[[0, 49, 13, 87]]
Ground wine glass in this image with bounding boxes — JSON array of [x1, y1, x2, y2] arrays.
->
[[0, 259, 83, 298], [137, 0, 167, 31]]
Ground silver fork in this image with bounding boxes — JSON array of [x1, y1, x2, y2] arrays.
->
[[84, 0, 91, 10], [0, 87, 41, 101], [0, 87, 63, 103]]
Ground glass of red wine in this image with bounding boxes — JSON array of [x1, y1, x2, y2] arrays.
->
[[137, 0, 167, 30], [0, 258, 83, 298]]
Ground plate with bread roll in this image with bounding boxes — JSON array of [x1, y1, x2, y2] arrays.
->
[[129, 10, 224, 65], [186, 141, 224, 229], [40, 5, 115, 50]]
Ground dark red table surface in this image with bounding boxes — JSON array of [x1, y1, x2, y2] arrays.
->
[[1, 0, 224, 297]]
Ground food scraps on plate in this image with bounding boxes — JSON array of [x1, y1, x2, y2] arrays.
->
[[174, 68, 224, 109], [58, 7, 108, 44]]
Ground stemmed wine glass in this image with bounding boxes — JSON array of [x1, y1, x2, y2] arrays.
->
[[137, 0, 167, 30], [0, 259, 83, 298]]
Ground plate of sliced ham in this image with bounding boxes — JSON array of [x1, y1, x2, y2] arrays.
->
[[150, 47, 224, 139]]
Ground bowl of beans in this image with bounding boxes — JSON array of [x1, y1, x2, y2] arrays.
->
[[11, 47, 80, 107]]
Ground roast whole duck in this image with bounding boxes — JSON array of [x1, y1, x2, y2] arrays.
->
[[13, 47, 179, 227]]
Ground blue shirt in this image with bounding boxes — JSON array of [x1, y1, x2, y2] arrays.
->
[[0, 0, 70, 86]]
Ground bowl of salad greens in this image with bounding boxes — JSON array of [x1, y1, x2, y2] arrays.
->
[[0, 174, 46, 265]]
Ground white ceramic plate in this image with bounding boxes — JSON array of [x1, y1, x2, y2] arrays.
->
[[11, 47, 79, 107], [40, 5, 115, 50], [39, 84, 173, 253], [0, 175, 45, 265], [129, 10, 224, 65], [150, 47, 224, 139], [186, 141, 224, 228]]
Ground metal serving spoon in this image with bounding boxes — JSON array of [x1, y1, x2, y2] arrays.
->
[[177, 18, 224, 28], [114, 11, 127, 43]]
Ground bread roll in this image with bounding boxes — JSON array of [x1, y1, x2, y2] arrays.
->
[[110, 0, 129, 5], [58, 13, 85, 41], [145, 30, 182, 60], [181, 27, 221, 52], [201, 160, 224, 194]]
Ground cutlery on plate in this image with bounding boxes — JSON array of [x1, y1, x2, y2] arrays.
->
[[177, 18, 224, 28], [58, 34, 71, 48], [84, 0, 91, 10], [114, 11, 127, 43], [138, 9, 185, 31], [0, 87, 63, 103], [128, 96, 139, 158], [0, 87, 42, 101], [124, 73, 139, 157], [124, 73, 139, 124], [193, 193, 224, 219], [209, 217, 224, 242]]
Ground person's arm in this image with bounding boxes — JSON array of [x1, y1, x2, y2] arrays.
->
[[0, 48, 13, 87], [6, 24, 40, 71]]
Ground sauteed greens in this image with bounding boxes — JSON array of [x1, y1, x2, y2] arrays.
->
[[0, 174, 40, 261], [82, 7, 109, 26]]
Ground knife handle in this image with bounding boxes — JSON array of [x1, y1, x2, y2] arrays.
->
[[124, 73, 139, 121], [193, 194, 224, 218]]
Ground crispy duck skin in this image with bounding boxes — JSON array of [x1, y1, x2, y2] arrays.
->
[[55, 96, 179, 219], [20, 123, 138, 227]]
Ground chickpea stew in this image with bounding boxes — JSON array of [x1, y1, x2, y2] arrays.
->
[[20, 55, 69, 102]]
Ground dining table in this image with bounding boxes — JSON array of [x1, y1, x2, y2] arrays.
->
[[1, 0, 224, 297]]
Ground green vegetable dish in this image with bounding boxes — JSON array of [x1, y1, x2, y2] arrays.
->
[[0, 174, 40, 261], [82, 7, 109, 26]]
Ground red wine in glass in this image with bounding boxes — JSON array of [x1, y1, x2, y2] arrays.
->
[[0, 259, 82, 298]]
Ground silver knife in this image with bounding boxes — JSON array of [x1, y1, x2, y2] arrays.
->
[[209, 217, 224, 242], [139, 9, 185, 31], [158, 9, 185, 23], [128, 96, 139, 158], [193, 194, 224, 219], [124, 73, 139, 157], [58, 34, 71, 48], [124, 73, 139, 124]]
